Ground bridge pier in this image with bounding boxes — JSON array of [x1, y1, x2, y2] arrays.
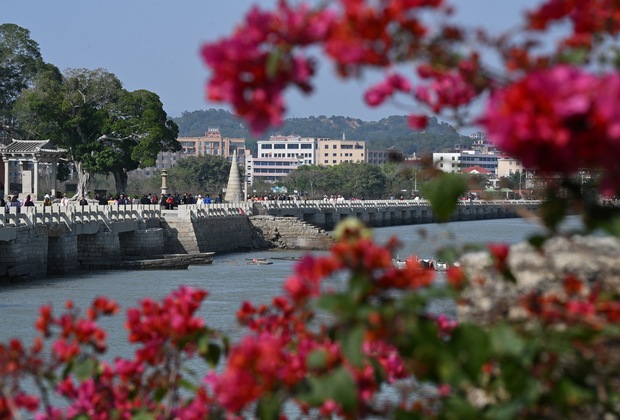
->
[[47, 235, 79, 274]]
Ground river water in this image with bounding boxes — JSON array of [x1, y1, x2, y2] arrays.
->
[[0, 217, 579, 358]]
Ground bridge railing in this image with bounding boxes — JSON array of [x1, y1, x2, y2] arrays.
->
[[0, 199, 546, 229], [182, 202, 254, 219], [0, 204, 163, 229]]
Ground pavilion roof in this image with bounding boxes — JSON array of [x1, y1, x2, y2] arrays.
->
[[0, 139, 65, 153]]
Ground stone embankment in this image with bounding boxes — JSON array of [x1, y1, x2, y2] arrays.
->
[[161, 213, 332, 255], [249, 216, 332, 250], [457, 234, 620, 324]]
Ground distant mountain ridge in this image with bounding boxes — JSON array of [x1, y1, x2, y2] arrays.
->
[[173, 109, 473, 156]]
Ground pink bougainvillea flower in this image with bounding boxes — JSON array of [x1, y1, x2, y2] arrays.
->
[[480, 65, 620, 193]]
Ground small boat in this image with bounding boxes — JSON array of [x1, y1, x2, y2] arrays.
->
[[247, 258, 273, 265], [434, 260, 448, 271], [392, 259, 406, 269], [420, 259, 449, 271], [394, 257, 448, 271]]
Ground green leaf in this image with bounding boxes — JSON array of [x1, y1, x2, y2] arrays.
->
[[552, 377, 595, 406], [447, 324, 490, 382], [131, 411, 157, 420], [153, 387, 167, 402], [197, 335, 222, 368], [528, 234, 547, 249], [297, 367, 358, 412], [489, 323, 526, 358], [539, 193, 568, 232], [595, 213, 620, 237], [206, 342, 221, 368], [256, 393, 282, 420], [316, 293, 355, 316], [306, 349, 328, 370], [441, 395, 480, 419], [72, 358, 97, 381], [266, 49, 282, 79], [422, 173, 468, 222], [560, 47, 589, 65], [340, 325, 365, 367]]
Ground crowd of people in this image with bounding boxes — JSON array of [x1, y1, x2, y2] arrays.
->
[[1, 191, 229, 213]]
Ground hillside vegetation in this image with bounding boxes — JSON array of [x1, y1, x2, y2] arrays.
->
[[174, 109, 473, 156]]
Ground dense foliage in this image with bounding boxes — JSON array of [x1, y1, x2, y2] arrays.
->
[[165, 154, 234, 196], [0, 24, 46, 138]]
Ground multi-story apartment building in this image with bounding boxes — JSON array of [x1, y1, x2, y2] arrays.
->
[[459, 150, 499, 173], [317, 138, 366, 166], [246, 135, 368, 186], [153, 128, 246, 171], [496, 155, 525, 177], [248, 135, 317, 185], [433, 149, 499, 174], [367, 148, 404, 165], [178, 127, 246, 158]]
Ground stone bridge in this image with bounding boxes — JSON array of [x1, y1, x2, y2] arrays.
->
[[0, 199, 541, 281], [253, 199, 542, 230]]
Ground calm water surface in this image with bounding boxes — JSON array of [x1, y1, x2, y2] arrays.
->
[[0, 217, 581, 357]]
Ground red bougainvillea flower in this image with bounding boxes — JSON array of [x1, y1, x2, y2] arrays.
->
[[364, 73, 412, 107], [527, 0, 620, 49], [415, 66, 477, 113], [480, 65, 620, 194], [487, 242, 510, 272], [201, 2, 335, 135]]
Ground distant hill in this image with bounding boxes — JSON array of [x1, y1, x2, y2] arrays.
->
[[173, 109, 473, 156]]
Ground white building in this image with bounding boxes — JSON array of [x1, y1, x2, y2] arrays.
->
[[432, 152, 461, 173], [248, 136, 317, 185]]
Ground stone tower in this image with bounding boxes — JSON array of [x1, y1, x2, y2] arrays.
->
[[224, 149, 243, 202]]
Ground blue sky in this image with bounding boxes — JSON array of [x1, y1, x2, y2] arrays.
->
[[4, 1, 542, 124]]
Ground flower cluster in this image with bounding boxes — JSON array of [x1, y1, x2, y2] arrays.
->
[[480, 65, 620, 194], [201, 2, 334, 135], [4, 216, 620, 417], [527, 0, 620, 48], [202, 0, 455, 134]]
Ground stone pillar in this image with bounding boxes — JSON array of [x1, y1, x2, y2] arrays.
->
[[21, 160, 31, 195], [2, 158, 8, 199], [33, 159, 39, 200], [161, 169, 168, 196], [50, 161, 58, 197]]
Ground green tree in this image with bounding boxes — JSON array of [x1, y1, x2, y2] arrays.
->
[[96, 89, 180, 194], [281, 164, 330, 198], [327, 162, 387, 199], [0, 24, 46, 138], [166, 154, 232, 195], [15, 68, 179, 197]]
